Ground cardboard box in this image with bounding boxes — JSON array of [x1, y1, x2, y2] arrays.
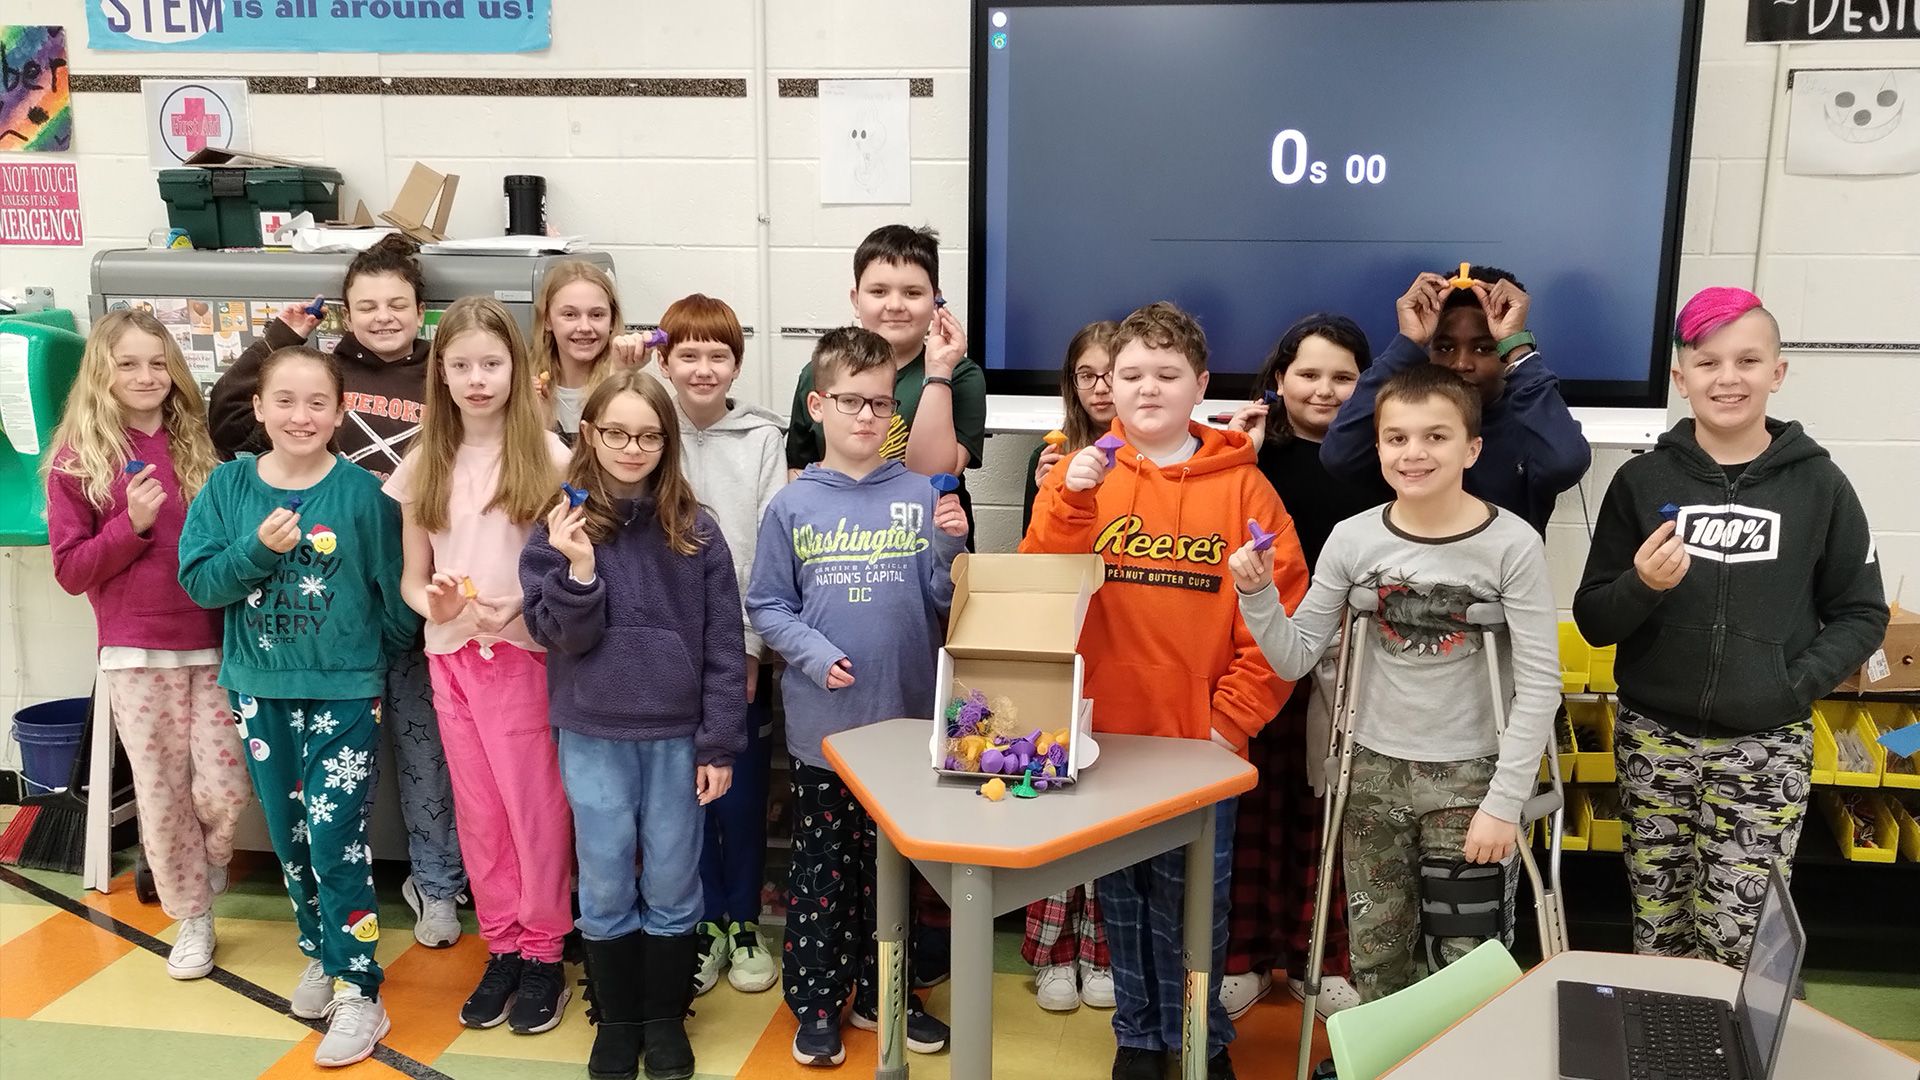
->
[[928, 553, 1104, 785], [1837, 601, 1920, 692], [379, 161, 459, 243]]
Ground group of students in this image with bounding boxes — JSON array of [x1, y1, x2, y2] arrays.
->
[[40, 215, 1888, 1080]]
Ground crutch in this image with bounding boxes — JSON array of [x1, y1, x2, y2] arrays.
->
[[1294, 589, 1568, 1080]]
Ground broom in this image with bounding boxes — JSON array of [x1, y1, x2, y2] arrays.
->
[[0, 683, 104, 874]]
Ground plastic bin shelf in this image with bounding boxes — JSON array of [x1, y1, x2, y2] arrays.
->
[[1889, 797, 1920, 862], [1571, 784, 1623, 853], [1566, 699, 1617, 784], [1559, 622, 1590, 695], [1540, 703, 1578, 784], [1862, 702, 1920, 790], [1818, 791, 1898, 864], [1558, 788, 1592, 852]]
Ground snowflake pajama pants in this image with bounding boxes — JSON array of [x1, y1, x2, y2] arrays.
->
[[230, 691, 385, 998]]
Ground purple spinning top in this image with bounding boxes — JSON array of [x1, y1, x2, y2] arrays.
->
[[640, 328, 669, 349], [931, 473, 962, 494], [1094, 433, 1126, 468], [934, 296, 948, 309], [1659, 503, 1680, 523], [304, 297, 328, 318], [1247, 519, 1278, 552], [285, 496, 303, 512], [562, 483, 590, 508], [1262, 389, 1280, 406], [123, 460, 147, 475]]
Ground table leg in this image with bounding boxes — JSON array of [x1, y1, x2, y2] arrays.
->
[[874, 831, 909, 1080], [1180, 807, 1216, 1080], [949, 864, 995, 1080]]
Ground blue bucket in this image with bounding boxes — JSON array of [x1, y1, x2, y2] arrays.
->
[[11, 698, 88, 797]]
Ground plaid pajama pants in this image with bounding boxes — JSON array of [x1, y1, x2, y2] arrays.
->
[[1227, 691, 1350, 979], [1101, 799, 1236, 1055], [1022, 885, 1109, 969]]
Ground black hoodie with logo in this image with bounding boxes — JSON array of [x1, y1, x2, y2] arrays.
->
[[1573, 418, 1887, 738]]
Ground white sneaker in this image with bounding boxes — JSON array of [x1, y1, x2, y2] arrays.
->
[[167, 913, 217, 980], [1219, 971, 1272, 1020], [1289, 975, 1362, 1017], [1035, 964, 1080, 1012], [207, 863, 229, 896], [290, 959, 335, 1020], [402, 874, 461, 948], [1080, 964, 1117, 1009], [694, 921, 727, 996], [314, 985, 391, 1068]]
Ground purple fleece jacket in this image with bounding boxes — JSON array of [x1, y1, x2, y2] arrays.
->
[[519, 497, 747, 767]]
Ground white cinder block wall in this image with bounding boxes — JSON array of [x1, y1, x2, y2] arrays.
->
[[3, 0, 1916, 768]]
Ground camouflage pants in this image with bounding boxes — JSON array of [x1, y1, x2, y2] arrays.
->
[[1616, 706, 1811, 967], [1341, 747, 1515, 1001]]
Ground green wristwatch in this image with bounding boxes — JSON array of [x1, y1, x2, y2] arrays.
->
[[1496, 331, 1537, 361]]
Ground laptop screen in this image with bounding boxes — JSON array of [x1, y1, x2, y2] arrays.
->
[[1733, 864, 1804, 1078]]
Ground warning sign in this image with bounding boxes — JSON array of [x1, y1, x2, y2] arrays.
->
[[0, 162, 83, 246]]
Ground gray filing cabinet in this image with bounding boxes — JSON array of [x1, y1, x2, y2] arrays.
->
[[90, 247, 616, 397]]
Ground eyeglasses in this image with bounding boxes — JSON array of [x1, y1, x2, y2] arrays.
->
[[594, 426, 666, 452], [1073, 370, 1114, 390], [826, 392, 899, 418]]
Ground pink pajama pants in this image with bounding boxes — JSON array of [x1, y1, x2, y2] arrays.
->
[[103, 666, 251, 920], [428, 642, 574, 963]]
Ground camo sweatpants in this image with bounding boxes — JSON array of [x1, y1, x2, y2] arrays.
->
[[1342, 747, 1516, 1001], [1616, 705, 1812, 967]]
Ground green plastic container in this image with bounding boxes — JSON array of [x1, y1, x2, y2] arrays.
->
[[157, 165, 343, 249]]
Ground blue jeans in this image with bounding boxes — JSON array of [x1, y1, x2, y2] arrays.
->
[[556, 729, 703, 940], [1101, 799, 1236, 1055], [700, 681, 772, 927]]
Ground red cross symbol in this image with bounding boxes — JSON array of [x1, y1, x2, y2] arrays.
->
[[169, 96, 224, 153]]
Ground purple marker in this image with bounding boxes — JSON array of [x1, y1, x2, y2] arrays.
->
[[930, 473, 961, 494], [562, 483, 589, 508], [1247, 518, 1278, 552], [1262, 389, 1280, 406], [123, 460, 147, 475], [1659, 503, 1680, 523], [1094, 433, 1126, 468], [304, 297, 328, 318]]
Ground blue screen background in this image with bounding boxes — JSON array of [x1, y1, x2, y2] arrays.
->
[[978, 0, 1694, 403]]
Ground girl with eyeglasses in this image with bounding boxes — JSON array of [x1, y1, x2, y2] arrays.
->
[[1020, 320, 1119, 534], [519, 369, 748, 1080]]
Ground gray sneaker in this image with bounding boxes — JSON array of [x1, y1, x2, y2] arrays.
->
[[402, 874, 461, 948], [314, 985, 391, 1068], [290, 959, 334, 1020]]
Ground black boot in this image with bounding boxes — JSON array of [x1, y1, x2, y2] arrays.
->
[[638, 932, 700, 1080], [581, 932, 647, 1080]]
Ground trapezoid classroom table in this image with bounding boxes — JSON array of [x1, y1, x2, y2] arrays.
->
[[1381, 950, 1919, 1079], [822, 717, 1258, 1080]]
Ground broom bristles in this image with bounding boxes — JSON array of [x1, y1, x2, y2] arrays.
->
[[16, 803, 87, 875], [0, 806, 42, 865]]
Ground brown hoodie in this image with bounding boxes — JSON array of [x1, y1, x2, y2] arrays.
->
[[208, 318, 431, 479]]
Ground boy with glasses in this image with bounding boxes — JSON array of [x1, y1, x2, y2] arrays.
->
[[748, 327, 970, 1067]]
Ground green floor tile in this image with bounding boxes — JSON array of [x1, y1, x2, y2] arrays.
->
[[1804, 967, 1920, 1040], [0, 1019, 295, 1079]]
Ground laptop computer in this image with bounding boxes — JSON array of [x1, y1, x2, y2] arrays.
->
[[1556, 862, 1804, 1080]]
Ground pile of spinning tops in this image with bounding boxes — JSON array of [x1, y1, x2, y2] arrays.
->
[[942, 688, 1071, 800]]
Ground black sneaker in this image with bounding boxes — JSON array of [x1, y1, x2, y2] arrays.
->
[[461, 952, 522, 1028], [791, 1017, 845, 1067], [507, 959, 569, 1034], [849, 1000, 950, 1054], [1112, 1046, 1168, 1080], [1208, 1047, 1236, 1080], [910, 925, 950, 989]]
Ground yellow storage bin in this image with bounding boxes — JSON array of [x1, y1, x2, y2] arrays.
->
[[1560, 788, 1592, 852], [1567, 699, 1617, 783], [1540, 705, 1578, 784], [1559, 623, 1590, 695], [1819, 791, 1897, 863], [1831, 705, 1887, 787], [1573, 784, 1624, 852], [1861, 702, 1920, 790], [1810, 703, 1841, 786], [1888, 796, 1920, 862], [1588, 642, 1618, 694]]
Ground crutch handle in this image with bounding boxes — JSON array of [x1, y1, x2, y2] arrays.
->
[[1465, 601, 1507, 629], [1521, 790, 1563, 825], [1346, 585, 1379, 613]]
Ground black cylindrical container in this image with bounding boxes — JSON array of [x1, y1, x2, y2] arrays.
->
[[504, 175, 547, 236]]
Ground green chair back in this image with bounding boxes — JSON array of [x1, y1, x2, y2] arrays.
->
[[0, 311, 87, 546], [1325, 940, 1524, 1080]]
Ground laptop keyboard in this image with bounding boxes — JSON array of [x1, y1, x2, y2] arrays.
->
[[1620, 988, 1735, 1080]]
